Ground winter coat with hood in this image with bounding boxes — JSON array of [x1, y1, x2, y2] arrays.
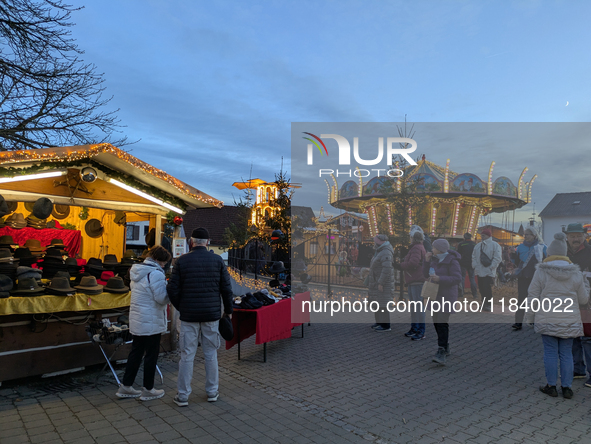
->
[[129, 257, 169, 336], [423, 250, 462, 309], [400, 241, 426, 285], [524, 257, 590, 338], [368, 241, 395, 291]]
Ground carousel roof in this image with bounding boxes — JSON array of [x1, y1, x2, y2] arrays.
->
[[329, 158, 535, 214]]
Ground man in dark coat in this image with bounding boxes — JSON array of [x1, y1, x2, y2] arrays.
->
[[565, 223, 591, 380], [168, 227, 233, 406], [457, 232, 477, 299]]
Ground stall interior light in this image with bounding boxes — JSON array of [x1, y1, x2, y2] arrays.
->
[[108, 178, 184, 213], [0, 171, 66, 184]]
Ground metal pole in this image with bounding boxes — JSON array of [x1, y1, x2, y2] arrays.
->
[[327, 229, 332, 297], [254, 239, 258, 281]]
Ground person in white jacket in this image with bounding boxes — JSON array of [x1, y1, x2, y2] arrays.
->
[[471, 228, 502, 311], [116, 246, 172, 401], [524, 232, 589, 399]]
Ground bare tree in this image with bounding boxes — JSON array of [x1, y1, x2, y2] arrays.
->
[[0, 0, 128, 150]]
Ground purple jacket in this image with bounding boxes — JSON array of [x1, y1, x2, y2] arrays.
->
[[400, 242, 426, 284], [423, 250, 462, 307]]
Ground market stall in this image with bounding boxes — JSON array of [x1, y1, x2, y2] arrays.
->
[[0, 143, 222, 382]]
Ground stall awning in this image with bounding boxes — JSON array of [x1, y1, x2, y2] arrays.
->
[[0, 144, 223, 214]]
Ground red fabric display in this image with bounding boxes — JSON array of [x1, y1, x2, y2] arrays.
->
[[226, 293, 311, 350], [0, 227, 81, 257]]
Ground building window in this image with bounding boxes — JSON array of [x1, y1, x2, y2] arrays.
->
[[126, 225, 139, 241], [310, 242, 318, 255], [144, 225, 150, 235]]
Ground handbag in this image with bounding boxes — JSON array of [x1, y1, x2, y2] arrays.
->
[[581, 304, 591, 337], [219, 316, 234, 341], [480, 247, 493, 268], [420, 280, 439, 299]]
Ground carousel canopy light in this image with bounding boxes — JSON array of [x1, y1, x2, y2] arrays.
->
[[0, 171, 66, 184], [108, 178, 184, 214]]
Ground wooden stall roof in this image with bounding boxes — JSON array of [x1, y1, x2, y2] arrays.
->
[[0, 143, 223, 211]]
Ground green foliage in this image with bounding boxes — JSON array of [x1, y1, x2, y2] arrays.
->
[[222, 194, 253, 250]]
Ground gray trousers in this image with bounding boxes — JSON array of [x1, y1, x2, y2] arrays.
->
[[177, 320, 220, 400]]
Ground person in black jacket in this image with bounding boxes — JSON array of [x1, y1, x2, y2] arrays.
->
[[457, 233, 477, 299], [167, 227, 233, 406], [565, 223, 591, 380]]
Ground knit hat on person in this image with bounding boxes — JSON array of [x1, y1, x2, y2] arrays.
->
[[481, 228, 493, 237], [547, 232, 568, 257], [191, 227, 209, 239], [432, 239, 450, 253]]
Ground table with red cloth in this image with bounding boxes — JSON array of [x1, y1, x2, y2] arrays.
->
[[0, 227, 81, 257], [226, 292, 311, 362]]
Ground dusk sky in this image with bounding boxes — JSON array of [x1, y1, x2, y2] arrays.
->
[[69, 1, 590, 228]]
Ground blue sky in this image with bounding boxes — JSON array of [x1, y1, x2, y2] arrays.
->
[[68, 0, 590, 227]]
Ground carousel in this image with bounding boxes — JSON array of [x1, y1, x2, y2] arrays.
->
[[326, 156, 536, 238]]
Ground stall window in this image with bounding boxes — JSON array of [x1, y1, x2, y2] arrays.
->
[[144, 225, 150, 235], [126, 225, 140, 241]]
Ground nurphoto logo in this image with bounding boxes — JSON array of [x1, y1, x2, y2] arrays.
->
[[303, 132, 418, 178]]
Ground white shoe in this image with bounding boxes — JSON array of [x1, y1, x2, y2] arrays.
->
[[207, 392, 219, 402], [116, 384, 141, 398], [140, 387, 165, 401]]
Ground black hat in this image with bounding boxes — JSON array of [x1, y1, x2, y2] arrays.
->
[[103, 254, 119, 265], [44, 247, 64, 260], [49, 239, 66, 249], [46, 276, 76, 296], [270, 261, 286, 274], [0, 274, 14, 293], [0, 194, 9, 218], [191, 227, 209, 239], [85, 219, 104, 238], [54, 270, 72, 281], [218, 316, 234, 341], [0, 235, 15, 247], [32, 197, 53, 220], [86, 257, 104, 270], [104, 276, 129, 293], [0, 248, 16, 263], [10, 277, 45, 296], [17, 266, 43, 281]]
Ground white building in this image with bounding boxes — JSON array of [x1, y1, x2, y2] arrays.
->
[[539, 192, 591, 240]]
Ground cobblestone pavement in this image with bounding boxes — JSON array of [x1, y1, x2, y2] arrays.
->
[[2, 317, 591, 444]]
